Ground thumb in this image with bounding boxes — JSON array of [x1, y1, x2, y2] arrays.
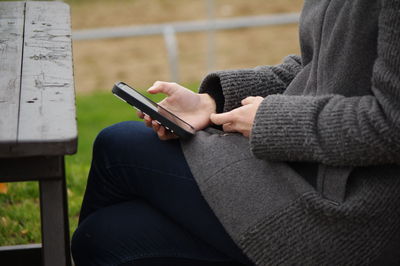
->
[[148, 81, 178, 96], [241, 96, 257, 105], [210, 112, 233, 125]]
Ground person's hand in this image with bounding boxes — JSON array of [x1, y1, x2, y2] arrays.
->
[[140, 113, 179, 140], [137, 81, 216, 140], [210, 96, 264, 138]]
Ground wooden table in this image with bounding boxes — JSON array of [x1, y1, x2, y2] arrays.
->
[[0, 2, 77, 266]]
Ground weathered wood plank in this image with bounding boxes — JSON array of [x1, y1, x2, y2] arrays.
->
[[17, 1, 77, 156], [0, 2, 25, 151]]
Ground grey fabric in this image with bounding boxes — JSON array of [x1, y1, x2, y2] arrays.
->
[[183, 128, 314, 237], [238, 167, 400, 265], [181, 0, 400, 264], [199, 55, 303, 113], [316, 165, 352, 204]]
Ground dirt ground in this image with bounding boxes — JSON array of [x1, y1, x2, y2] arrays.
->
[[69, 0, 304, 93]]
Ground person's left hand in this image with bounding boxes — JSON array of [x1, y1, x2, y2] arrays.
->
[[210, 96, 264, 138]]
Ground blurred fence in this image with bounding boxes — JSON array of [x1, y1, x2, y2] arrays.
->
[[73, 13, 300, 82]]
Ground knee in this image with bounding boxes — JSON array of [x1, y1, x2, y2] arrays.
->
[[93, 121, 151, 156], [94, 121, 135, 150]]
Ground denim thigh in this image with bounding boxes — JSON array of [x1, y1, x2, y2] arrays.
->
[[72, 121, 252, 265]]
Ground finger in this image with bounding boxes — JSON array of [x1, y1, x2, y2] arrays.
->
[[157, 125, 170, 141], [222, 123, 237, 133], [147, 81, 178, 96], [144, 115, 153, 128], [137, 110, 144, 119], [152, 120, 160, 132], [241, 96, 257, 105], [154, 124, 179, 141], [210, 112, 234, 125]]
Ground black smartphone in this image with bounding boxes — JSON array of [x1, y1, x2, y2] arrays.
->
[[112, 82, 195, 139]]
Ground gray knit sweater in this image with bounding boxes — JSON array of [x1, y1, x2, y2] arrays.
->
[[182, 0, 400, 265]]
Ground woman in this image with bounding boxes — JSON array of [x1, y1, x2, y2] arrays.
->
[[72, 0, 400, 265]]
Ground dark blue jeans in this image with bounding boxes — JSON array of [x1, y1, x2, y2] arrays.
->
[[71, 121, 253, 266]]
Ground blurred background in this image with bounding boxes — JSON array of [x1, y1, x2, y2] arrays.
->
[[0, 0, 303, 245], [71, 0, 303, 93]]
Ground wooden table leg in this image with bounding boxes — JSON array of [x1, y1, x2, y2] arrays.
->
[[39, 157, 71, 266]]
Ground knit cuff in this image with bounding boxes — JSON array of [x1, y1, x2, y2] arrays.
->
[[199, 55, 303, 113], [200, 69, 268, 113], [198, 73, 225, 114], [250, 94, 330, 162]]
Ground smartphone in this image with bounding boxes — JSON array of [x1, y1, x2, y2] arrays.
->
[[112, 82, 195, 139]]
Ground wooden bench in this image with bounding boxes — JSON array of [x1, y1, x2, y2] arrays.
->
[[0, 2, 77, 266]]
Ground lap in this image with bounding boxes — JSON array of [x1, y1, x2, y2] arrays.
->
[[75, 121, 252, 265]]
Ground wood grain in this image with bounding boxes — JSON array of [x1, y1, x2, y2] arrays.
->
[[0, 2, 25, 147], [17, 1, 77, 156]]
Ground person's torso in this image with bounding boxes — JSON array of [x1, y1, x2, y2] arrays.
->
[[285, 0, 380, 97]]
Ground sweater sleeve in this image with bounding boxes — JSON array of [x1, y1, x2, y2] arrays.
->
[[250, 1, 400, 167], [198, 55, 302, 113]]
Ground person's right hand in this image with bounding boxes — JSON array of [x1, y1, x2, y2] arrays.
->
[[137, 81, 216, 140]]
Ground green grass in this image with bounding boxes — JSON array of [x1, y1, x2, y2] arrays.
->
[[0, 83, 198, 245]]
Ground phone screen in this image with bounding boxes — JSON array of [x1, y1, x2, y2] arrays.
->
[[118, 83, 195, 133]]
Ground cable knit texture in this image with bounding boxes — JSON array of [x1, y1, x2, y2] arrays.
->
[[250, 0, 400, 166], [199, 55, 303, 113], [181, 0, 400, 265]]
